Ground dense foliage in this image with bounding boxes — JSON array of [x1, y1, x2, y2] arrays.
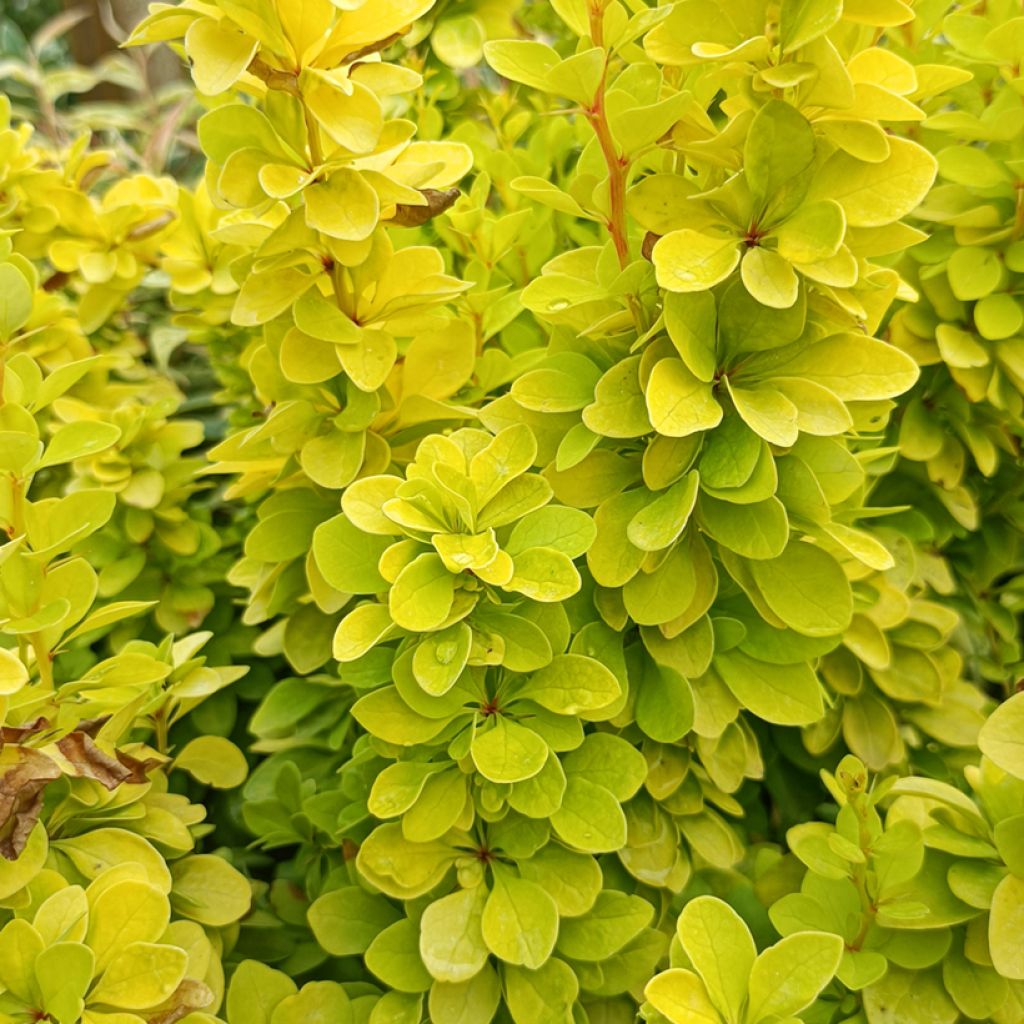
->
[[0, 0, 1023, 1022]]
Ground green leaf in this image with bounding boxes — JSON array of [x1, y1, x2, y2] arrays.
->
[[481, 867, 558, 969], [470, 717, 548, 784], [504, 958, 578, 1024], [746, 931, 844, 1022], [774, 200, 846, 264], [635, 658, 695, 742], [269, 981, 353, 1024], [644, 968, 721, 1024], [483, 39, 560, 90], [726, 380, 799, 446], [304, 169, 380, 241], [419, 885, 489, 983], [506, 547, 581, 602], [313, 514, 390, 594], [308, 888, 402, 958], [740, 247, 800, 309], [170, 854, 251, 927], [716, 649, 824, 725], [699, 495, 789, 560], [744, 100, 816, 213], [562, 733, 647, 801], [429, 965, 501, 1024], [770, 333, 919, 400], [35, 942, 93, 1024], [432, 14, 487, 67], [39, 421, 121, 469], [979, 692, 1024, 779], [665, 291, 718, 382], [175, 735, 248, 789], [518, 654, 621, 716], [779, 0, 843, 51], [364, 919, 433, 993], [507, 507, 596, 559], [809, 138, 937, 227], [0, 918, 43, 1003], [627, 472, 699, 551], [748, 541, 853, 637], [550, 777, 626, 853], [0, 263, 33, 342], [653, 230, 741, 292], [91, 941, 188, 1009], [677, 897, 755, 1024], [989, 874, 1024, 979], [412, 622, 472, 696], [646, 358, 724, 437], [556, 891, 653, 962]]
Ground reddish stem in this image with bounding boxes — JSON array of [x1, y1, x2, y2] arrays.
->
[[587, 3, 630, 269]]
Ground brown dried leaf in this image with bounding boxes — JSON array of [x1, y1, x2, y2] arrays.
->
[[0, 717, 50, 746], [56, 732, 159, 789], [0, 748, 60, 860], [148, 979, 215, 1024], [388, 188, 461, 228]]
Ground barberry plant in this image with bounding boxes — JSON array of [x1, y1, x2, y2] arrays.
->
[[1, 0, 1024, 1023]]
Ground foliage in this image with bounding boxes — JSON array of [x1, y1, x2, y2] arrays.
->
[[0, 1, 1023, 1023]]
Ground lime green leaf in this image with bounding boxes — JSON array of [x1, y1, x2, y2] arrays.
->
[[305, 169, 379, 241], [989, 874, 1024, 980], [646, 358, 723, 437], [677, 896, 756, 1024], [471, 717, 548, 784], [313, 514, 390, 595], [0, 263, 33, 342], [519, 654, 621, 716], [809, 138, 937, 227], [980, 693, 1024, 779], [771, 334, 919, 400], [39, 421, 121, 469], [665, 291, 718, 382], [35, 942, 93, 1024], [627, 472, 699, 551], [185, 17, 258, 94], [481, 868, 558, 969], [269, 981, 353, 1024], [170, 854, 251, 927], [390, 554, 456, 632], [364, 919, 433, 993], [428, 963, 501, 1024], [551, 777, 626, 853], [308, 888, 402, 958], [557, 891, 653, 962], [0, 918, 44, 1003], [175, 735, 248, 788], [653, 230, 741, 292], [716, 650, 824, 725], [91, 942, 188, 1010], [419, 886, 489, 983], [726, 380, 799, 446], [749, 541, 853, 637], [484, 40, 560, 90], [746, 932, 844, 1022], [644, 968, 721, 1024], [0, 647, 29, 695], [744, 100, 816, 212], [780, 0, 843, 51]]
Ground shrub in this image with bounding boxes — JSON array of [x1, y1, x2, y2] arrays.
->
[[0, 1, 1023, 1023]]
